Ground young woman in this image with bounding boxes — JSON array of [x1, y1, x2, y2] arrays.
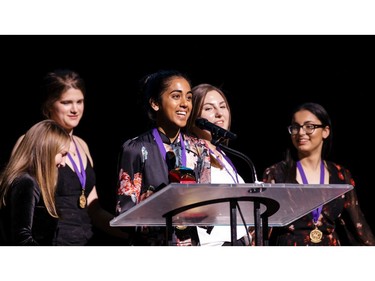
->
[[11, 69, 127, 245], [0, 120, 70, 245], [263, 102, 375, 246], [186, 83, 251, 246], [115, 70, 211, 245]]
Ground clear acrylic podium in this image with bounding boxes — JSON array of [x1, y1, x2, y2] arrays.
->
[[110, 183, 353, 246]]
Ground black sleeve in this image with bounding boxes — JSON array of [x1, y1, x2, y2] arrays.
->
[[9, 176, 40, 245]]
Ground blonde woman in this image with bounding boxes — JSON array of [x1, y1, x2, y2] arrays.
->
[[10, 69, 127, 245], [0, 120, 70, 245]]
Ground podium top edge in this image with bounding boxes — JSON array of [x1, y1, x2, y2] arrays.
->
[[166, 183, 353, 189]]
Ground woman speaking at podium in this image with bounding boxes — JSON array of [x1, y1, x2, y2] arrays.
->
[[115, 70, 211, 246], [262, 102, 374, 246]]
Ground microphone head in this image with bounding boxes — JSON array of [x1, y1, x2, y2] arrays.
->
[[195, 117, 237, 141], [195, 118, 208, 129]]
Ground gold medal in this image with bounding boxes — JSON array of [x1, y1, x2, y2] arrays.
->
[[310, 226, 323, 243], [175, 225, 187, 230], [79, 189, 86, 208]]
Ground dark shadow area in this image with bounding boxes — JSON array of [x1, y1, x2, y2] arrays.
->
[[1, 35, 374, 243]]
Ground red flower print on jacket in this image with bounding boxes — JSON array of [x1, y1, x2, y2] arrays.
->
[[117, 169, 142, 204]]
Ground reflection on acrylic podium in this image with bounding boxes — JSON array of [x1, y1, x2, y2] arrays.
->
[[110, 183, 353, 246]]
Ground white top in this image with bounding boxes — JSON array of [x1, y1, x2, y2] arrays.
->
[[197, 152, 249, 246]]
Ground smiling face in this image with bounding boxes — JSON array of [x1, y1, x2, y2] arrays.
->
[[200, 90, 230, 129], [49, 88, 84, 134], [291, 109, 330, 158], [151, 76, 193, 138], [193, 89, 230, 141]]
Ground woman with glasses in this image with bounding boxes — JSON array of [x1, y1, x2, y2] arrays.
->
[[262, 102, 375, 246]]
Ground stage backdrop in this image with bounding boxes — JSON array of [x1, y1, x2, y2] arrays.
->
[[1, 35, 374, 235]]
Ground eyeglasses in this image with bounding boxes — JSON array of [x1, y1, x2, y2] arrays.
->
[[287, 124, 325, 135]]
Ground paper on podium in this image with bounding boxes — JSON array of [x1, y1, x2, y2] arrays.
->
[[110, 183, 353, 227]]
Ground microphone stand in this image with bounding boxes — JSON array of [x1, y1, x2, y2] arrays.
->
[[212, 136, 264, 245], [211, 136, 260, 184]]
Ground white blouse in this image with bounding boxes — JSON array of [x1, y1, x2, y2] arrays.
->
[[197, 152, 249, 246]]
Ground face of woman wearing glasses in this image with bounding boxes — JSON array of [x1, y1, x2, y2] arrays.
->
[[291, 109, 330, 157]]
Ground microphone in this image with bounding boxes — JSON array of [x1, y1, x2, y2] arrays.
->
[[195, 118, 237, 141]]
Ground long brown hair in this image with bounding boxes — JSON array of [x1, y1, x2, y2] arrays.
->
[[186, 83, 232, 144], [186, 83, 232, 168]]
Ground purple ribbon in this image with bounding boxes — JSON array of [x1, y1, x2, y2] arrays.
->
[[152, 128, 186, 167], [67, 138, 86, 190], [297, 161, 324, 223], [210, 147, 239, 183]]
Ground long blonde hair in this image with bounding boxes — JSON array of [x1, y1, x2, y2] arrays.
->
[[0, 120, 70, 217]]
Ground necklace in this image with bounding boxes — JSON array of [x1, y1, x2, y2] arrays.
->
[[67, 138, 87, 208], [297, 160, 325, 243], [68, 137, 77, 156]]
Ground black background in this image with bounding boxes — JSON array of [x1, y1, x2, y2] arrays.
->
[[1, 35, 374, 235]]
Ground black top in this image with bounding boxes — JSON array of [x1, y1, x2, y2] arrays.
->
[[53, 159, 96, 245], [115, 129, 211, 245], [0, 157, 96, 246], [0, 173, 57, 245]]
